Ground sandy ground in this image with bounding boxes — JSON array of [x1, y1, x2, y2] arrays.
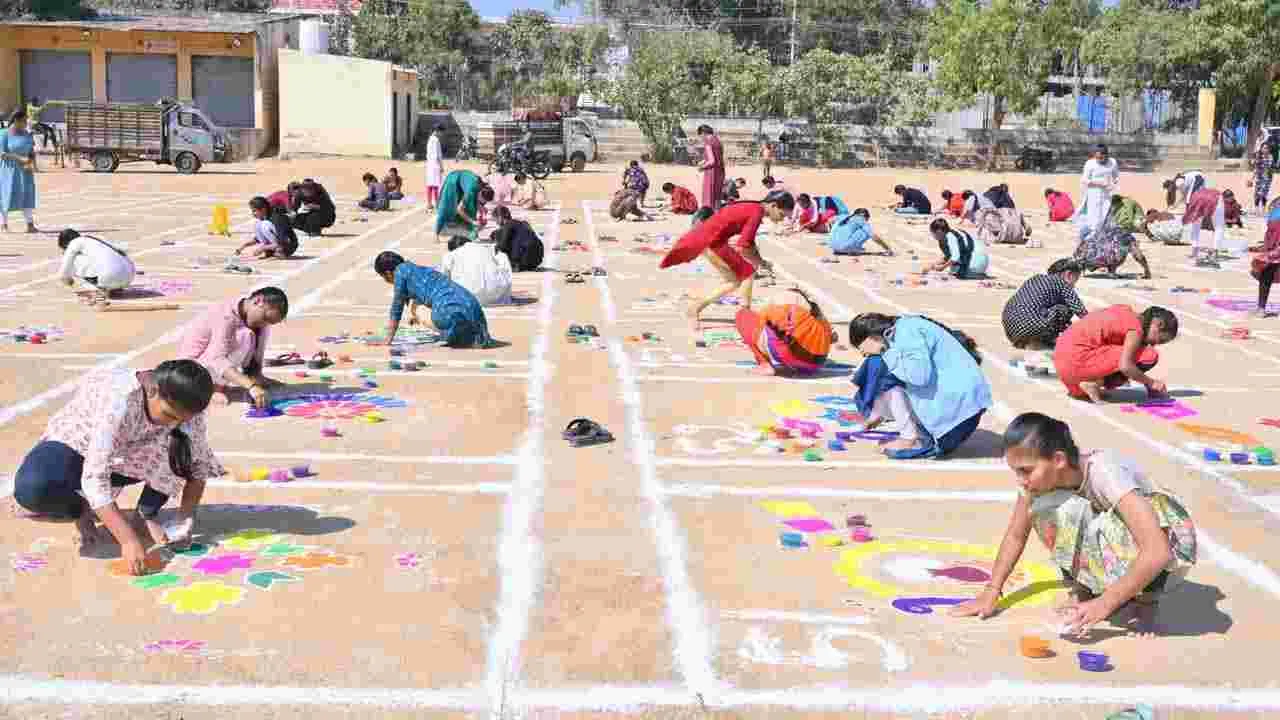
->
[[0, 155, 1278, 719]]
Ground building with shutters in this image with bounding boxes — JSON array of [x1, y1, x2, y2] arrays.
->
[[0, 11, 316, 160]]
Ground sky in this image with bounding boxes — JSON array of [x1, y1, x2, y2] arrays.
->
[[471, 0, 581, 20]]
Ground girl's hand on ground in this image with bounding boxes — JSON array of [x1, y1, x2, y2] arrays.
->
[[248, 384, 268, 408], [949, 588, 1001, 618], [1147, 380, 1168, 395], [1059, 597, 1116, 637]]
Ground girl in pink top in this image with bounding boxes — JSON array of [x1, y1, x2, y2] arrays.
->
[[176, 287, 288, 408], [1044, 188, 1075, 222], [12, 360, 222, 575]]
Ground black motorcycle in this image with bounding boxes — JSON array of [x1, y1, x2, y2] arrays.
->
[[1015, 145, 1056, 172], [454, 135, 479, 161], [489, 144, 551, 180]]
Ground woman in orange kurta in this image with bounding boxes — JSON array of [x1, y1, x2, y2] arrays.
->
[[1053, 305, 1178, 402]]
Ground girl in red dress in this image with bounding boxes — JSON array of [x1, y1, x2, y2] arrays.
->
[[661, 191, 795, 333]]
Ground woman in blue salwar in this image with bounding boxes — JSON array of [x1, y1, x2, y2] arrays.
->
[[847, 312, 992, 460], [1, 109, 38, 233], [435, 170, 493, 243], [373, 251, 492, 349]]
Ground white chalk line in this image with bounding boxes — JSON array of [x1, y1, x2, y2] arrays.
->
[[587, 199, 720, 697], [655, 457, 1007, 471], [721, 609, 871, 626], [765, 229, 1280, 600], [0, 352, 121, 359], [3, 677, 1280, 711], [637, 374, 849, 384], [663, 484, 1018, 502], [204, 479, 511, 494], [215, 451, 516, 465], [60, 366, 535, 380], [0, 205, 428, 430], [483, 204, 559, 717]]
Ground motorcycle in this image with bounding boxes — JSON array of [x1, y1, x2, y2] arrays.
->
[[454, 135, 479, 161], [1014, 145, 1056, 172], [489, 143, 551, 180]]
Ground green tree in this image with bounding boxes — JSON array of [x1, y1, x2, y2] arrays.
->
[[599, 30, 736, 160], [1184, 0, 1280, 152], [351, 0, 480, 106]]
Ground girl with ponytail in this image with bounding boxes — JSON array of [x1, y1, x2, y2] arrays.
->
[[12, 360, 222, 576], [734, 286, 835, 376], [846, 312, 992, 460]]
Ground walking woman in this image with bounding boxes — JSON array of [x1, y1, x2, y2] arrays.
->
[[1, 109, 38, 233], [698, 125, 726, 210], [1248, 134, 1279, 215], [1075, 144, 1118, 238], [425, 124, 445, 210]]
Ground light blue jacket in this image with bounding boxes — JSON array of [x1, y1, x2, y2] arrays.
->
[[880, 315, 992, 439]]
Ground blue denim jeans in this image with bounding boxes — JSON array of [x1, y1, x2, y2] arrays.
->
[[14, 440, 168, 519]]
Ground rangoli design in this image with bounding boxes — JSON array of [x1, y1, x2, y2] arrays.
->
[[256, 393, 409, 421]]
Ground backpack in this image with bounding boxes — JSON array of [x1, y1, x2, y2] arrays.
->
[[760, 289, 833, 366], [828, 214, 872, 254], [270, 207, 299, 257]]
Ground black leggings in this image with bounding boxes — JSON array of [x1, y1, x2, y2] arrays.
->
[[1260, 264, 1278, 310], [13, 440, 168, 519]]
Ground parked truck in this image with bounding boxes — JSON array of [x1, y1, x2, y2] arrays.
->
[[64, 100, 231, 174], [477, 113, 598, 172]]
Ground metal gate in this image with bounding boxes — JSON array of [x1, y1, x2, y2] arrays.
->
[[18, 50, 92, 123], [107, 53, 178, 105], [192, 56, 254, 128]]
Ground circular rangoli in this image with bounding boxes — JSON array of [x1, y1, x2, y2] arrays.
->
[[835, 537, 1064, 610], [265, 393, 408, 420]]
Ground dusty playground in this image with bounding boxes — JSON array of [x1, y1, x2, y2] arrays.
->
[[0, 155, 1279, 719]]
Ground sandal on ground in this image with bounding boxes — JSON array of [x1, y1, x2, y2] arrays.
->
[[590, 266, 607, 276], [563, 218, 578, 224], [565, 272, 585, 284], [307, 351, 334, 370], [583, 325, 599, 337], [562, 417, 615, 447], [224, 261, 254, 274], [267, 352, 305, 367], [566, 324, 586, 338]]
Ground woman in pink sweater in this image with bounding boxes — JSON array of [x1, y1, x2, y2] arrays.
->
[[176, 287, 289, 408]]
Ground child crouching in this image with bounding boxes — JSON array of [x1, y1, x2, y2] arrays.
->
[[950, 412, 1196, 637]]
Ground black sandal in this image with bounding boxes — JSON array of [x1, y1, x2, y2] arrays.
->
[[562, 418, 615, 447], [566, 272, 585, 284], [307, 351, 333, 370], [567, 324, 586, 338]]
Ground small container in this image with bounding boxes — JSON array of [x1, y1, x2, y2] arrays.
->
[[819, 535, 844, 547], [28, 334, 44, 345], [403, 362, 420, 372], [321, 426, 340, 437], [360, 366, 377, 375], [827, 440, 846, 451], [389, 360, 402, 370], [851, 526, 873, 543], [1259, 453, 1276, 467], [13, 333, 27, 342], [846, 514, 867, 528], [362, 411, 385, 423], [803, 449, 822, 462], [1229, 452, 1250, 465], [389, 348, 405, 357], [780, 532, 806, 548], [1203, 448, 1222, 462], [1077, 651, 1110, 672], [1019, 635, 1052, 659], [484, 361, 499, 369], [249, 467, 270, 482], [268, 469, 291, 483], [318, 373, 334, 382], [290, 464, 311, 478], [294, 370, 308, 378], [773, 429, 792, 440], [362, 380, 378, 389]]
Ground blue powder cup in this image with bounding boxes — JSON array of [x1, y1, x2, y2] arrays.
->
[[1077, 651, 1110, 672], [1203, 448, 1221, 462], [780, 532, 806, 548], [1229, 452, 1249, 465]]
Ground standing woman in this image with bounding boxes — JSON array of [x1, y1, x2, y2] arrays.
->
[[425, 124, 445, 210], [1, 109, 38, 233], [1248, 134, 1278, 215], [698, 125, 726, 210], [1075, 144, 1118, 238], [1182, 184, 1225, 262], [660, 190, 795, 333]]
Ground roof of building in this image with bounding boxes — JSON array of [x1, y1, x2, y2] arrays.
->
[[0, 10, 317, 33], [270, 0, 362, 14]]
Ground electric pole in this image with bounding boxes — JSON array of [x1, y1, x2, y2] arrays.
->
[[789, 0, 798, 65]]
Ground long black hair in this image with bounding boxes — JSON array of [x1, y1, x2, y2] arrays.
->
[[1003, 412, 1081, 467], [1140, 306, 1178, 345], [847, 312, 982, 365], [763, 189, 795, 211], [58, 228, 127, 257], [1046, 258, 1082, 275], [152, 360, 214, 482]]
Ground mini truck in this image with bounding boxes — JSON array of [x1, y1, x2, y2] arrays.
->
[[64, 100, 231, 174], [479, 114, 598, 172]]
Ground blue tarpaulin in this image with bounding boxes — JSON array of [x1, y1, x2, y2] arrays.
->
[[1077, 95, 1107, 133]]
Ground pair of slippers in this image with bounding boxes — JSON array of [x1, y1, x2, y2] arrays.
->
[[563, 417, 614, 447], [567, 324, 599, 339], [267, 352, 305, 367], [224, 261, 254, 274], [565, 272, 586, 284], [307, 352, 334, 370]]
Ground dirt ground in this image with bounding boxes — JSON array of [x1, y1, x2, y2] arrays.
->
[[1, 154, 1279, 719]]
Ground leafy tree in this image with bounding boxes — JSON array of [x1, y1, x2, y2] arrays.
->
[[599, 30, 736, 160], [351, 0, 480, 106], [1183, 0, 1280, 152]]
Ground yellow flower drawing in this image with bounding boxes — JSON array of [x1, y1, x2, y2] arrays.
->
[[219, 529, 282, 551], [158, 581, 245, 615]]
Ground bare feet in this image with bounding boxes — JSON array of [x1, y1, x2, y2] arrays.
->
[[1077, 381, 1105, 403], [750, 364, 776, 376], [211, 390, 230, 406]]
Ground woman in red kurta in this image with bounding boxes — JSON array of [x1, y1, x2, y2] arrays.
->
[[698, 125, 726, 210], [941, 190, 965, 217], [1044, 188, 1076, 222], [1252, 198, 1280, 317], [662, 182, 699, 214], [1052, 304, 1178, 402], [661, 191, 795, 332]]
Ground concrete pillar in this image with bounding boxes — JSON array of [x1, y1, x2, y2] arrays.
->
[[91, 47, 107, 103], [176, 48, 192, 102], [1197, 88, 1216, 148], [0, 47, 20, 111]]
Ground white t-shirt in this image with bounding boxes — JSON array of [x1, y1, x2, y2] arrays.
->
[[1081, 450, 1153, 512], [441, 242, 513, 306], [254, 219, 279, 248], [59, 236, 136, 290]]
